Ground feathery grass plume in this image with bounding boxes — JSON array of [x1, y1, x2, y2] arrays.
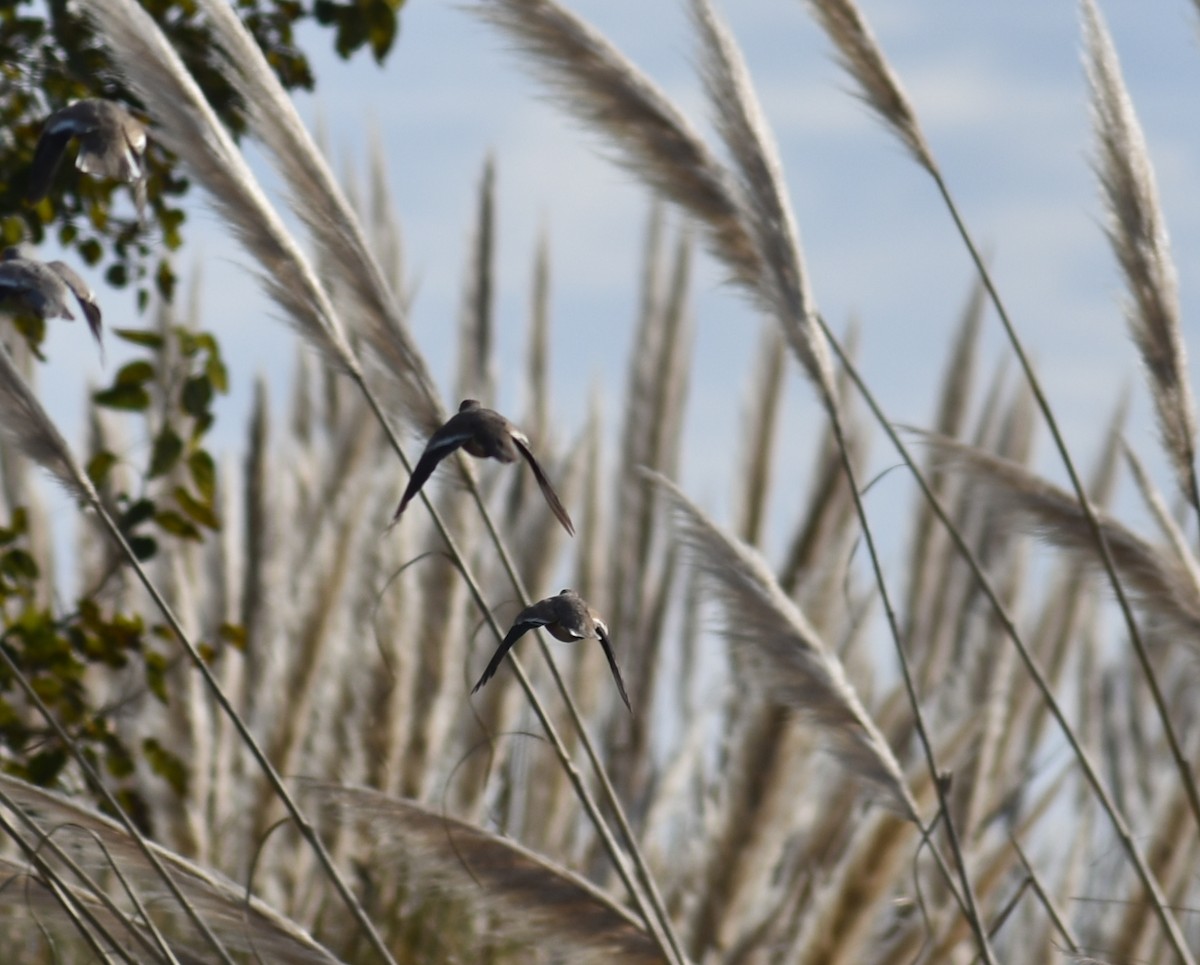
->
[[473, 0, 760, 289], [905, 280, 985, 641], [525, 228, 552, 446], [777, 322, 864, 615], [805, 0, 934, 171], [690, 0, 835, 397], [504, 225, 558, 541], [261, 429, 378, 800], [994, 399, 1124, 786], [458, 157, 497, 405], [803, 0, 1200, 903], [574, 385, 608, 600], [79, 0, 361, 382], [610, 204, 666, 636], [647, 470, 917, 819], [0, 342, 97, 506], [0, 783, 192, 963], [193, 0, 444, 435], [915, 360, 1012, 695], [688, 706, 812, 957], [920, 433, 1200, 644], [735, 323, 786, 546], [609, 226, 693, 757], [367, 131, 406, 288], [790, 806, 916, 965], [0, 860, 158, 962], [1083, 0, 1199, 515], [0, 775, 341, 964], [304, 784, 663, 964], [240, 377, 278, 732]]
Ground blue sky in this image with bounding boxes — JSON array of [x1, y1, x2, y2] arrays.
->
[[34, 0, 1200, 553]]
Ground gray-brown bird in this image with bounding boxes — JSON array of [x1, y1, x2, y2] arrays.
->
[[471, 589, 631, 711], [391, 399, 574, 536], [28, 99, 148, 214], [0, 247, 103, 350]]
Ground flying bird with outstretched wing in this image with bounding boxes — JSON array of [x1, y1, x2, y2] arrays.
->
[[390, 399, 574, 536], [28, 99, 148, 215], [0, 247, 103, 351], [472, 589, 631, 712]]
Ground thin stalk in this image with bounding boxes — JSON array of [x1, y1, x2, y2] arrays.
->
[[928, 169, 1200, 849], [1010, 835, 1081, 955], [463, 476, 686, 965], [0, 635, 202, 965], [821, 395, 997, 965], [985, 876, 1030, 945], [84, 508, 397, 965], [355, 383, 685, 965], [817, 311, 1194, 964]]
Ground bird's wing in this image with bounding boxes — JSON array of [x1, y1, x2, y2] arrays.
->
[[596, 625, 632, 713], [47, 262, 102, 350], [0, 265, 28, 297], [389, 425, 475, 523], [470, 611, 552, 694], [512, 436, 575, 537], [27, 128, 75, 203], [0, 264, 61, 319]]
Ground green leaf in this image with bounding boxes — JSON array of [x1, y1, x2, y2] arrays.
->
[[188, 450, 216, 503], [367, 0, 400, 61], [27, 749, 67, 786], [142, 737, 189, 796], [129, 535, 158, 561], [148, 427, 183, 479], [78, 238, 102, 265], [174, 486, 219, 530], [94, 384, 150, 411], [155, 259, 176, 301], [119, 498, 156, 531], [154, 511, 202, 541], [86, 450, 118, 488], [206, 354, 229, 394], [144, 651, 169, 704], [0, 508, 28, 545], [114, 360, 155, 385], [181, 375, 212, 419], [104, 262, 127, 288], [219, 622, 247, 651], [113, 328, 164, 350], [104, 739, 136, 779], [2, 549, 39, 582]]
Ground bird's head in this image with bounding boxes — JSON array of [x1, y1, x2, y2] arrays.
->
[[458, 399, 481, 412]]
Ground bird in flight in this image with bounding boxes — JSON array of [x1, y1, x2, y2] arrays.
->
[[471, 589, 631, 712], [0, 246, 103, 351], [390, 399, 574, 536], [28, 99, 148, 215]]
